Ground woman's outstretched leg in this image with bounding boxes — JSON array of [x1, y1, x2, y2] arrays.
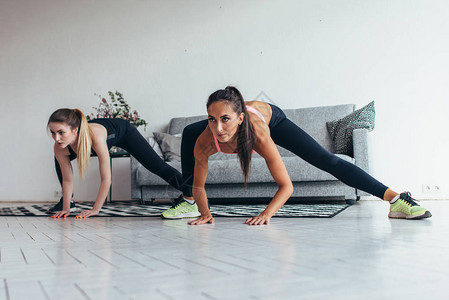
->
[[270, 118, 388, 198], [269, 118, 431, 219], [119, 126, 185, 193]]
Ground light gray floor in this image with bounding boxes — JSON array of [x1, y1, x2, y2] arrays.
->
[[0, 200, 447, 300]]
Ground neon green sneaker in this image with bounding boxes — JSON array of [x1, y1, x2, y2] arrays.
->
[[161, 198, 201, 219], [388, 192, 432, 219]]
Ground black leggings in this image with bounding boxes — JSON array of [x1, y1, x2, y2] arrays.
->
[[180, 120, 209, 197], [180, 108, 388, 199], [55, 126, 186, 195]]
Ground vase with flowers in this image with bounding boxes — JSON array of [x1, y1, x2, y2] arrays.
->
[[87, 91, 148, 153]]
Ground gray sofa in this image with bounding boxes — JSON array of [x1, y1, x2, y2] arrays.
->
[[131, 104, 371, 204]]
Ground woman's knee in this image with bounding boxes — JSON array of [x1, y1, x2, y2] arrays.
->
[[183, 121, 206, 138], [182, 124, 197, 139]]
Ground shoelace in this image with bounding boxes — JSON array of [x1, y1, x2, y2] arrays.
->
[[170, 195, 184, 208], [400, 192, 420, 206]]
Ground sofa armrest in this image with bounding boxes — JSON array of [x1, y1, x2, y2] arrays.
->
[[353, 128, 372, 197], [353, 128, 371, 174], [130, 155, 142, 200]]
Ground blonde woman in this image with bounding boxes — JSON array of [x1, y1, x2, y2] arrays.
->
[[47, 108, 185, 218]]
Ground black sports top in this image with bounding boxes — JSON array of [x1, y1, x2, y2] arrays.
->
[[67, 118, 131, 157]]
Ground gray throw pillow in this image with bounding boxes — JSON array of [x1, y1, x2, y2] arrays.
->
[[326, 101, 375, 156], [148, 135, 165, 160], [152, 132, 182, 162]]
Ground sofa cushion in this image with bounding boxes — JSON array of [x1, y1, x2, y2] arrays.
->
[[135, 154, 354, 186], [326, 101, 375, 156], [153, 132, 182, 162], [279, 104, 355, 156]]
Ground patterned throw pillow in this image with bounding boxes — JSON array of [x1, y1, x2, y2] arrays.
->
[[326, 101, 375, 157]]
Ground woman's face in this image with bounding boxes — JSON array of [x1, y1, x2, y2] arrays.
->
[[48, 122, 78, 148], [207, 101, 244, 144]]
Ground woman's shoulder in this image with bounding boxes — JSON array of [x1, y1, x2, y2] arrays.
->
[[245, 100, 270, 109], [88, 122, 108, 144], [88, 121, 107, 131], [194, 127, 217, 158], [245, 101, 272, 123]]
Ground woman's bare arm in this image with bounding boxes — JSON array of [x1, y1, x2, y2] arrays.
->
[[52, 145, 75, 218], [76, 124, 111, 218], [247, 117, 293, 225], [188, 129, 217, 225]]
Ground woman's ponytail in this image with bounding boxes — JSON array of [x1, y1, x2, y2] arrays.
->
[[73, 109, 92, 178], [232, 87, 255, 187]]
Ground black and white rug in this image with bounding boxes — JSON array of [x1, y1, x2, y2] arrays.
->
[[0, 202, 349, 218]]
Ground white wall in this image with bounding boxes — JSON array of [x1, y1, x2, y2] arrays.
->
[[1, 0, 448, 201]]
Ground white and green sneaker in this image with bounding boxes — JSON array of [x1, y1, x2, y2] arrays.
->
[[388, 192, 432, 220], [161, 198, 201, 219]]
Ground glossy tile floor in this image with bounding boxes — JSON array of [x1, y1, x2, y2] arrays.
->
[[0, 200, 447, 300]]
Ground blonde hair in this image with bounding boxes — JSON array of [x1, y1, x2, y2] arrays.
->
[[48, 108, 92, 178]]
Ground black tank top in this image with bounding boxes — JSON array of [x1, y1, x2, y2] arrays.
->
[[67, 118, 131, 157]]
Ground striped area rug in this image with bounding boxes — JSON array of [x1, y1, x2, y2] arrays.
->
[[0, 202, 349, 218]]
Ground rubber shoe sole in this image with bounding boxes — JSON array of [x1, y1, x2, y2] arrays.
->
[[161, 211, 201, 219], [388, 211, 432, 220]]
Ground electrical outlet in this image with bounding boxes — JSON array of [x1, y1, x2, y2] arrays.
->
[[422, 184, 441, 194], [54, 190, 63, 198]]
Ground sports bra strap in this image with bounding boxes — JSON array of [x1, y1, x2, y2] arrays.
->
[[67, 145, 77, 156], [213, 134, 222, 153], [246, 105, 266, 123]]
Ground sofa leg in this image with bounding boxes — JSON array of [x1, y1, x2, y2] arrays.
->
[[141, 198, 155, 205], [345, 199, 355, 205], [345, 196, 360, 205]]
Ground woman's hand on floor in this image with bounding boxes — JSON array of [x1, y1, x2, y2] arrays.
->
[[76, 209, 100, 219], [188, 214, 215, 225], [51, 210, 70, 218], [245, 214, 271, 225]]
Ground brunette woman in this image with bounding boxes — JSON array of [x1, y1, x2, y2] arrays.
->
[[161, 86, 431, 225]]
